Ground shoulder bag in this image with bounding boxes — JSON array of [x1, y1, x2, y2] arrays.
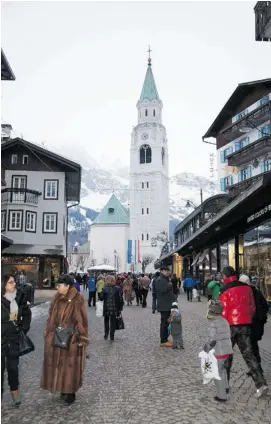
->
[[52, 301, 74, 350]]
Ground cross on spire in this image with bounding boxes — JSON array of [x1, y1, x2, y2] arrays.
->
[[147, 45, 152, 65]]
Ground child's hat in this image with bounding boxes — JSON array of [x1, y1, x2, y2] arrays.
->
[[207, 300, 223, 315], [172, 302, 178, 308]]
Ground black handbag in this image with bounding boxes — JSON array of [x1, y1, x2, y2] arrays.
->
[[116, 313, 125, 330], [52, 302, 74, 350], [19, 330, 35, 356]]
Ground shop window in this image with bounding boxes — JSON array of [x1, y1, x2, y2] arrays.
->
[[139, 145, 152, 164], [228, 239, 236, 269], [220, 146, 233, 163]]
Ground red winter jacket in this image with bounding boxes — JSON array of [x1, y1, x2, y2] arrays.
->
[[219, 279, 256, 326]]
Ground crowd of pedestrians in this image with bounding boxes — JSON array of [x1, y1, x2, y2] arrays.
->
[[1, 264, 269, 408]]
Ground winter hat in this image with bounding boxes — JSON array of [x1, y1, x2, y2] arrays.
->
[[172, 302, 178, 309], [239, 274, 251, 285], [57, 274, 74, 286], [207, 300, 223, 317]]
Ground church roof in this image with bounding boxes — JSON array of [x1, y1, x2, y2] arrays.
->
[[92, 194, 130, 225], [139, 62, 160, 102]]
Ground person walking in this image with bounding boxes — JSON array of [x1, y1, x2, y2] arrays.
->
[[1, 274, 32, 405], [150, 272, 159, 313], [155, 266, 174, 347], [204, 300, 232, 402], [40, 274, 88, 404], [208, 272, 223, 300], [140, 274, 150, 308], [239, 274, 269, 376], [132, 275, 142, 306], [70, 273, 80, 292], [123, 276, 133, 306], [183, 274, 194, 302], [100, 275, 123, 341], [219, 266, 268, 398], [96, 274, 105, 301], [88, 273, 96, 307], [171, 273, 179, 301]]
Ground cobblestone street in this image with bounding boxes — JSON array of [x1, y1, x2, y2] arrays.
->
[[2, 292, 271, 424]]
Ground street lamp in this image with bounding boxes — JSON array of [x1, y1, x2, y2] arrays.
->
[[185, 189, 203, 209]]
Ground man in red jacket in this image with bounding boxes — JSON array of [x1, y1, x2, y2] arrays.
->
[[219, 266, 268, 398]]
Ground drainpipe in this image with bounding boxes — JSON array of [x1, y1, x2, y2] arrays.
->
[[66, 201, 79, 271]]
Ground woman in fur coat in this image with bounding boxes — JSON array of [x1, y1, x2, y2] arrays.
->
[[40, 274, 88, 404]]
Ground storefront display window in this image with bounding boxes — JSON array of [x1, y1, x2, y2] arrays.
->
[[220, 243, 228, 269], [228, 239, 236, 269], [243, 220, 271, 301], [211, 248, 217, 273]]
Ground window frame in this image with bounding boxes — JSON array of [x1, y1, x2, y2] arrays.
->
[[142, 234, 144, 241], [147, 207, 149, 214], [25, 210, 37, 233], [44, 179, 59, 200], [142, 208, 144, 215], [142, 182, 144, 189], [42, 212, 58, 234], [1, 210, 7, 231], [11, 154, 18, 164], [8, 210, 23, 231], [139, 144, 152, 164], [22, 155, 29, 165]]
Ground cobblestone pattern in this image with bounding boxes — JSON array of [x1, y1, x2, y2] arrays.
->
[[1, 293, 271, 424]]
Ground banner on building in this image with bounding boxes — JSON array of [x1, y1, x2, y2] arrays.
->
[[138, 240, 141, 263], [127, 240, 132, 264]]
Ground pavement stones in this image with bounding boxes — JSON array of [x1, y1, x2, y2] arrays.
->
[[1, 292, 271, 424]]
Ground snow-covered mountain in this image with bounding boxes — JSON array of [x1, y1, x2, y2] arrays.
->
[[68, 164, 217, 249]]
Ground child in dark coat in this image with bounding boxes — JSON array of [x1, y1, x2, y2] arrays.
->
[[168, 302, 184, 349]]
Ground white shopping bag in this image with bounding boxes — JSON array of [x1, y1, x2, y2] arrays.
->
[[192, 288, 198, 299], [96, 301, 103, 318], [198, 349, 221, 384]]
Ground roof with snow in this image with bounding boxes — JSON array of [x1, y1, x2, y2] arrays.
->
[[92, 194, 129, 225], [139, 62, 160, 102]]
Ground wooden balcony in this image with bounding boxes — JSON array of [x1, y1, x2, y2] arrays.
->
[[220, 101, 270, 143], [1, 188, 41, 205], [255, 1, 271, 41], [226, 170, 271, 198], [227, 134, 271, 166]]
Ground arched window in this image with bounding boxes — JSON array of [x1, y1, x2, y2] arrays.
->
[[161, 147, 165, 166], [153, 109, 155, 117], [147, 234, 149, 241], [145, 109, 148, 117], [139, 145, 152, 164]]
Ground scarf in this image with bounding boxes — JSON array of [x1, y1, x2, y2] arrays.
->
[[224, 276, 237, 284], [4, 290, 18, 321]]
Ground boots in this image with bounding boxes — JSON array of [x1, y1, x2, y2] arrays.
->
[[65, 393, 76, 404], [10, 390, 21, 406]]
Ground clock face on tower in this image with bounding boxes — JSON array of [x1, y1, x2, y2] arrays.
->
[[141, 133, 149, 141]]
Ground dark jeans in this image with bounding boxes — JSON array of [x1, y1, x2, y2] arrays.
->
[[160, 311, 171, 343], [152, 293, 157, 311], [134, 289, 142, 305], [186, 288, 192, 301], [88, 291, 96, 307], [142, 289, 148, 308], [226, 325, 266, 389], [1, 355, 19, 393], [104, 315, 116, 339], [251, 336, 263, 372]]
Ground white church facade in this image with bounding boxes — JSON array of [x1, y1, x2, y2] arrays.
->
[[88, 54, 169, 273]]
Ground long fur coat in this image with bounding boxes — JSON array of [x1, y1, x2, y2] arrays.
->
[[40, 287, 88, 394]]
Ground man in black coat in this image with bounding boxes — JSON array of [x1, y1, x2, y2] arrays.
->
[[155, 266, 174, 347]]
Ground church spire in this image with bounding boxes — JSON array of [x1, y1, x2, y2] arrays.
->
[[139, 46, 160, 103]]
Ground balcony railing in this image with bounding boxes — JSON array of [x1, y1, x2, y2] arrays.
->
[[226, 170, 270, 198], [227, 134, 271, 166], [220, 101, 270, 143], [255, 1, 271, 41], [1, 188, 42, 204]]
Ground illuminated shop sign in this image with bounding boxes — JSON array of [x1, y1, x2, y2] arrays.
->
[[247, 204, 271, 223]]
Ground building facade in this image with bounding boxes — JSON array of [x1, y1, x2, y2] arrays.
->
[[1, 138, 81, 287], [88, 194, 130, 273], [157, 79, 271, 305], [254, 1, 271, 42], [129, 56, 169, 271]]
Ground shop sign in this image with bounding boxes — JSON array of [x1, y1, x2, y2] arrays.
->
[[247, 204, 271, 224], [1, 256, 39, 265]]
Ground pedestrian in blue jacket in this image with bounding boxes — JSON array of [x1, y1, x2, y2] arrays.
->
[[183, 275, 194, 302], [88, 274, 96, 307]]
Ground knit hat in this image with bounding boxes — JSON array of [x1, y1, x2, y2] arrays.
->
[[239, 274, 251, 285], [172, 302, 178, 309], [207, 300, 223, 316]]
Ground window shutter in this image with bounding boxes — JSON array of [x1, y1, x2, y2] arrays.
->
[[238, 171, 242, 182], [260, 160, 265, 173], [243, 137, 249, 147], [248, 166, 252, 178], [229, 146, 233, 155], [220, 178, 225, 192], [230, 175, 233, 185], [220, 151, 225, 163]]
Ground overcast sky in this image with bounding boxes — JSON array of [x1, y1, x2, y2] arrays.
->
[[2, 1, 271, 177]]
